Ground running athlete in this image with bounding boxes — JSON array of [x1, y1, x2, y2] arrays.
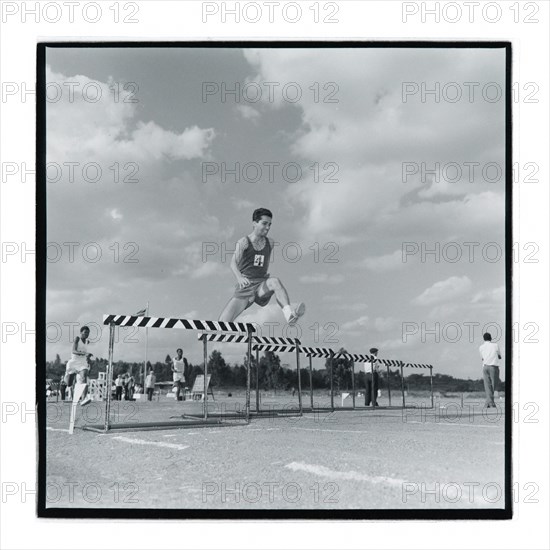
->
[[219, 208, 305, 325], [172, 348, 188, 401], [64, 325, 93, 406]]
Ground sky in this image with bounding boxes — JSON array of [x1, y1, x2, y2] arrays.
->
[[44, 46, 506, 378]]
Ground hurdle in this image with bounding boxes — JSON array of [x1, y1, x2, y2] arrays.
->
[[253, 341, 303, 416], [81, 315, 256, 433], [301, 347, 337, 412], [401, 362, 435, 409], [196, 333, 304, 417], [334, 352, 375, 410]]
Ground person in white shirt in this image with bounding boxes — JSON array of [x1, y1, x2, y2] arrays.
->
[[145, 370, 156, 401], [64, 326, 93, 406], [172, 348, 188, 401], [479, 332, 502, 408]]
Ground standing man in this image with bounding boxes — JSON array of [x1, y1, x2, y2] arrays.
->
[[479, 332, 502, 408], [364, 347, 380, 407], [115, 374, 123, 401], [145, 369, 156, 401], [218, 208, 305, 325], [172, 348, 187, 401]]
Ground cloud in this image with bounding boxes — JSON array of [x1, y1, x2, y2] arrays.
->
[[340, 315, 369, 332], [412, 276, 473, 306], [243, 49, 505, 245], [46, 66, 215, 165], [299, 273, 344, 284], [363, 250, 404, 272], [236, 104, 261, 122], [471, 286, 505, 304], [374, 317, 399, 332], [109, 208, 123, 221]]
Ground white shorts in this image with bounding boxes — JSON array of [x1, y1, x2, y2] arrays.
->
[[66, 357, 88, 375]]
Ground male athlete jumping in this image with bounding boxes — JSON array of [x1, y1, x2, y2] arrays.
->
[[219, 208, 305, 325]]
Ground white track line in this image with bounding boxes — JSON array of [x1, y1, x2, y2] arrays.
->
[[291, 426, 368, 434], [46, 427, 70, 433], [406, 420, 500, 429], [286, 462, 405, 486], [112, 436, 189, 450]]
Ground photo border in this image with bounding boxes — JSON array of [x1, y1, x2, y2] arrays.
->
[[36, 39, 512, 520]]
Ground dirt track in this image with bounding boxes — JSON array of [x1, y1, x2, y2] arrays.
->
[[45, 393, 506, 511]]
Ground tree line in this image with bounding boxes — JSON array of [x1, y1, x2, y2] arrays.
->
[[45, 349, 502, 392]]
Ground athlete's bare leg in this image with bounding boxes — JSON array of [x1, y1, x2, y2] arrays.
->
[[219, 297, 251, 322], [259, 278, 305, 325], [260, 277, 290, 308]]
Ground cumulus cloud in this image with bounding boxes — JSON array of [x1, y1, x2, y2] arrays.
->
[[412, 276, 473, 306], [363, 250, 405, 272], [236, 104, 261, 122], [299, 273, 344, 284], [471, 286, 505, 304], [243, 49, 505, 245]]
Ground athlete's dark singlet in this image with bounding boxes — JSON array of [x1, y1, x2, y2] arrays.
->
[[238, 236, 271, 279]]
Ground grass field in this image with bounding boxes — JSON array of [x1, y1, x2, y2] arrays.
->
[[45, 391, 506, 511]]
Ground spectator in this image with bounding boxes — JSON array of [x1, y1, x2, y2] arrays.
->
[[115, 374, 123, 401], [172, 348, 188, 401], [128, 376, 135, 400], [365, 347, 380, 407], [479, 332, 502, 408], [123, 374, 130, 400], [145, 370, 156, 401], [60, 379, 67, 401]]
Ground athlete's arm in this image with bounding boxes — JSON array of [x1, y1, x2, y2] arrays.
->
[[230, 237, 250, 288], [72, 337, 83, 356]]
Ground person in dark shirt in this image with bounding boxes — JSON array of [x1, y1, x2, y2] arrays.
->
[[365, 347, 380, 407], [219, 208, 305, 325]]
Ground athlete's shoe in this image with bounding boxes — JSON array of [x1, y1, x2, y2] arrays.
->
[[288, 302, 306, 325], [80, 396, 92, 407]]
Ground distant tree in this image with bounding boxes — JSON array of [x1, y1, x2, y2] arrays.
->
[[208, 349, 232, 386]]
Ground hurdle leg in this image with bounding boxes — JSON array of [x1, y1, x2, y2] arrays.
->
[[329, 352, 334, 411], [400, 362, 406, 408], [203, 337, 208, 420], [351, 361, 356, 409], [246, 328, 252, 423], [104, 323, 115, 433], [255, 348, 260, 412], [309, 356, 314, 410], [429, 366, 434, 409], [371, 360, 375, 410], [69, 383, 87, 434], [387, 365, 392, 407], [295, 340, 302, 416]]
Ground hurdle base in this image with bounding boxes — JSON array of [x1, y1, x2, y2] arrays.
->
[[82, 418, 243, 433]]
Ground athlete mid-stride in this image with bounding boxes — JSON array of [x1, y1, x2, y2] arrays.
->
[[219, 208, 305, 325]]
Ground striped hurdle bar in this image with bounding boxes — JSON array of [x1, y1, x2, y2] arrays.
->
[[98, 315, 256, 432], [199, 333, 302, 416], [103, 314, 255, 333]]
